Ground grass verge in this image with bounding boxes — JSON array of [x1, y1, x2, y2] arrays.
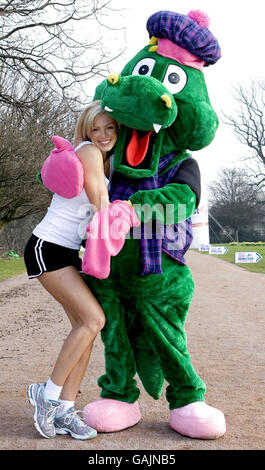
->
[[194, 243, 265, 274], [0, 257, 26, 281], [1, 244, 265, 280]]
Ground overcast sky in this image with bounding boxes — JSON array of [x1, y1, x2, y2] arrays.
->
[[104, 0, 265, 186]]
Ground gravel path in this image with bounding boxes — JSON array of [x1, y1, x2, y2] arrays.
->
[[0, 250, 264, 450]]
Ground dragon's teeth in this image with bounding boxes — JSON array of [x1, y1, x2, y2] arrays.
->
[[153, 123, 162, 133]]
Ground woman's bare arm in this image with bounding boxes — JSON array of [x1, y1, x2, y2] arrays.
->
[[76, 144, 109, 212]]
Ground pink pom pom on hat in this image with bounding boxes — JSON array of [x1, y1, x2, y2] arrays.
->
[[187, 10, 211, 28]]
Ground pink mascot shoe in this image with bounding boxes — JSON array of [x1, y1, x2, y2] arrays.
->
[[170, 402, 226, 439], [83, 399, 141, 432]]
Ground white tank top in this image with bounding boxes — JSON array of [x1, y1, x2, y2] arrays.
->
[[33, 141, 110, 250]]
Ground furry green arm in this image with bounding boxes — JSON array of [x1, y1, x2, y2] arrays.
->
[[129, 183, 196, 224]]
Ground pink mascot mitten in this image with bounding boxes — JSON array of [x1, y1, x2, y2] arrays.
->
[[41, 136, 84, 198], [82, 200, 140, 279]]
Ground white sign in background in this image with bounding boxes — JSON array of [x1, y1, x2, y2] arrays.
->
[[235, 252, 262, 263], [209, 246, 228, 255], [199, 244, 210, 252], [190, 185, 209, 249]]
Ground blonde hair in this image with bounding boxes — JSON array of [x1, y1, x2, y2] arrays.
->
[[73, 100, 106, 147]]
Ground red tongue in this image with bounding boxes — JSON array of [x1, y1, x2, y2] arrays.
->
[[126, 129, 153, 167]]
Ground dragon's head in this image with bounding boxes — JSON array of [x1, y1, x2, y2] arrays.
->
[[94, 10, 221, 178]]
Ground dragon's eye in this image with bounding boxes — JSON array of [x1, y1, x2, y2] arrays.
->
[[132, 58, 156, 76], [163, 65, 187, 94]]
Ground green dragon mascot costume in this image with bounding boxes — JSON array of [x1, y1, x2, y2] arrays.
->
[[41, 10, 226, 439]]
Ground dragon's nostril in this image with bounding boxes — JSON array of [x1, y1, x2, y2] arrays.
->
[[108, 73, 120, 85], [161, 94, 172, 109]]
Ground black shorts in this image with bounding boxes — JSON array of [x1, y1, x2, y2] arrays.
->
[[24, 234, 82, 278]]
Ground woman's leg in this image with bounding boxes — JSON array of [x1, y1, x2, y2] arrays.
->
[[59, 309, 92, 402], [38, 266, 105, 392], [28, 265, 103, 439]]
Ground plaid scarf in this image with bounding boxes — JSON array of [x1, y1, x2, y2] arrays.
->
[[109, 152, 193, 275]]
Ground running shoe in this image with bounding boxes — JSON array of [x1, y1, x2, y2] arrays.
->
[[27, 382, 60, 438], [54, 407, 97, 440]]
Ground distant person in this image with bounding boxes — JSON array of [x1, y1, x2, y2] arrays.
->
[[24, 101, 118, 440]]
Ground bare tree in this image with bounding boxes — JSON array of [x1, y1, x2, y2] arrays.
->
[[208, 167, 264, 242], [0, 0, 125, 109], [0, 76, 78, 230], [223, 81, 265, 190]]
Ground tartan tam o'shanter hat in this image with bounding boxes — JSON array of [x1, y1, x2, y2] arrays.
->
[[146, 10, 221, 69]]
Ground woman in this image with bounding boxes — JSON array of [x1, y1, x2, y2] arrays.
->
[[24, 101, 118, 440]]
